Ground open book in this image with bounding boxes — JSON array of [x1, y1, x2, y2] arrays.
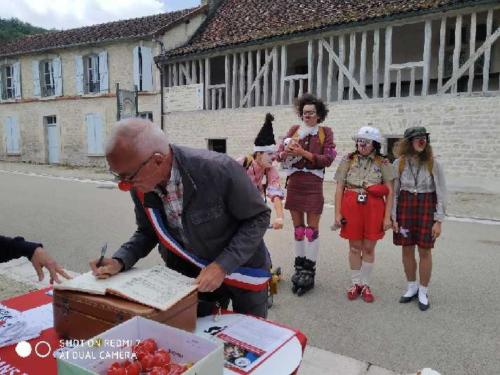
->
[[53, 266, 197, 311]]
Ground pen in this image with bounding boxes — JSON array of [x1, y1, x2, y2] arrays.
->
[[96, 243, 107, 268]]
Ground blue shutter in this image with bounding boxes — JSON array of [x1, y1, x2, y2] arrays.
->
[[85, 113, 96, 154]]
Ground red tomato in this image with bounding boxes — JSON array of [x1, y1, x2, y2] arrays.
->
[[150, 366, 169, 375], [152, 349, 171, 367], [142, 338, 158, 353], [106, 366, 125, 375], [124, 360, 141, 375], [139, 352, 155, 371]]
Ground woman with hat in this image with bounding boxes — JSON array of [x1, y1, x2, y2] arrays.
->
[[277, 93, 336, 296], [238, 113, 285, 229], [333, 126, 394, 303], [392, 127, 447, 311]]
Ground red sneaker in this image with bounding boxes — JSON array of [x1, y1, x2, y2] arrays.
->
[[347, 284, 362, 300], [361, 285, 374, 303]]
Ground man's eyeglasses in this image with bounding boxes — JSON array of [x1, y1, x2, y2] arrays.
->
[[110, 154, 156, 183]]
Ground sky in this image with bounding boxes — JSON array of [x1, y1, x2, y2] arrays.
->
[[0, 0, 201, 30]]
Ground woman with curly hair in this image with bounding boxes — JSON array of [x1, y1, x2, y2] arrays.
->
[[392, 127, 447, 311], [334, 126, 394, 303], [277, 93, 336, 296]]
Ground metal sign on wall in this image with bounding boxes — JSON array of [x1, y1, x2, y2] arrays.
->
[[116, 84, 138, 120], [164, 84, 204, 112]]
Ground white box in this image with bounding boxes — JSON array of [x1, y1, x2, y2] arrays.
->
[[56, 316, 223, 375]]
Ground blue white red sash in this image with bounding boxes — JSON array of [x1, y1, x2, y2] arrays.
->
[[138, 192, 270, 291]]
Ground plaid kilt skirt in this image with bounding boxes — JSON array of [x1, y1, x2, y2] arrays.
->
[[285, 172, 324, 214], [393, 190, 437, 249]]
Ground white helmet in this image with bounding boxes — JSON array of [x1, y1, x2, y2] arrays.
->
[[352, 126, 382, 144]]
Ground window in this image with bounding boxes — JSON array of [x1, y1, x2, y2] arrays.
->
[[40, 60, 55, 97], [133, 46, 153, 91], [1, 65, 15, 100], [84, 54, 100, 94], [208, 139, 226, 154], [445, 23, 487, 77], [139, 111, 153, 121]]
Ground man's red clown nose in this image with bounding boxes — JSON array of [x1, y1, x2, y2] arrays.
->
[[118, 181, 132, 192]]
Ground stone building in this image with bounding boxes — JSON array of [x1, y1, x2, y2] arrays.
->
[[0, 5, 207, 166], [157, 0, 500, 189]]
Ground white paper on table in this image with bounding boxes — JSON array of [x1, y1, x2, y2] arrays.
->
[[22, 303, 54, 331], [0, 304, 42, 348], [215, 315, 296, 373]]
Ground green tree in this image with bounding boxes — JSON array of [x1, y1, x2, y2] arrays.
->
[[0, 18, 52, 44]]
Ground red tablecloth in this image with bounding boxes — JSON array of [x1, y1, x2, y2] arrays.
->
[[0, 288, 59, 374]]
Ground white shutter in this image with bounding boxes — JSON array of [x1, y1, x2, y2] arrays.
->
[[13, 62, 21, 98], [94, 114, 104, 155], [53, 57, 62, 96], [4, 118, 12, 152], [75, 55, 84, 95], [141, 46, 153, 91], [85, 114, 96, 154], [98, 51, 108, 93], [133, 46, 140, 89], [12, 117, 20, 152], [6, 117, 20, 153], [32, 60, 41, 97]]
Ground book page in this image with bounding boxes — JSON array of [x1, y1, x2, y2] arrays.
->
[[53, 271, 110, 295], [108, 266, 198, 311]]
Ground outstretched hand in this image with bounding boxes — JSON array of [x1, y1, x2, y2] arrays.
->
[[30, 247, 71, 284]]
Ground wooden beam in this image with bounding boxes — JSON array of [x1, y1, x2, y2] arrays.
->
[[284, 74, 309, 81], [360, 31, 367, 95], [327, 36, 334, 102], [225, 55, 230, 108], [316, 40, 323, 98], [218, 88, 223, 110], [410, 67, 416, 97], [390, 62, 425, 70], [482, 9, 493, 92], [263, 48, 269, 106], [173, 63, 178, 86], [239, 53, 245, 106], [383, 26, 393, 98], [207, 84, 226, 89], [372, 29, 380, 99], [438, 17, 447, 92], [272, 47, 278, 105], [247, 50, 253, 107], [299, 78, 304, 98], [439, 26, 500, 94], [167, 64, 172, 87], [256, 50, 261, 106], [468, 13, 477, 94], [205, 58, 210, 109], [348, 33, 356, 100], [422, 20, 432, 96], [396, 69, 402, 98], [199, 60, 204, 106], [337, 35, 345, 102], [281, 45, 287, 104], [191, 60, 197, 84], [211, 88, 216, 110], [240, 50, 274, 106], [321, 39, 368, 100], [232, 53, 237, 108], [308, 40, 313, 94], [452, 15, 463, 94]]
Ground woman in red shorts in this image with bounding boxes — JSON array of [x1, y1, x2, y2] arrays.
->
[[392, 127, 447, 311], [334, 126, 394, 303], [277, 94, 336, 296]]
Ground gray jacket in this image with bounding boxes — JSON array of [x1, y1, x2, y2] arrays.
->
[[113, 145, 272, 277]]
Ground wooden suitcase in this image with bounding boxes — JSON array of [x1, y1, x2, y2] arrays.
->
[[53, 289, 197, 340]]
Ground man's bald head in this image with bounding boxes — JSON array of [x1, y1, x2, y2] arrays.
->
[[105, 118, 170, 161]]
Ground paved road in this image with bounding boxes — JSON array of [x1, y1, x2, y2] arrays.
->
[[1, 170, 499, 374]]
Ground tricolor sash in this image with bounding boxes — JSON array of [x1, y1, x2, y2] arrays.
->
[[137, 192, 270, 291]]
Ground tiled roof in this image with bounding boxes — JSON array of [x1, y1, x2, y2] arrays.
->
[[162, 0, 487, 59], [0, 6, 206, 58]]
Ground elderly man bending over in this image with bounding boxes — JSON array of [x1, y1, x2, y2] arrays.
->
[[90, 118, 271, 318]]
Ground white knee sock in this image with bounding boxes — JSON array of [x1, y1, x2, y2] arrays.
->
[[403, 281, 418, 297], [351, 269, 361, 286], [294, 239, 305, 258], [360, 261, 374, 286], [419, 285, 429, 305], [305, 238, 319, 262]]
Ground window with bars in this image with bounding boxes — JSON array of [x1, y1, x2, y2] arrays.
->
[[84, 54, 100, 94]]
